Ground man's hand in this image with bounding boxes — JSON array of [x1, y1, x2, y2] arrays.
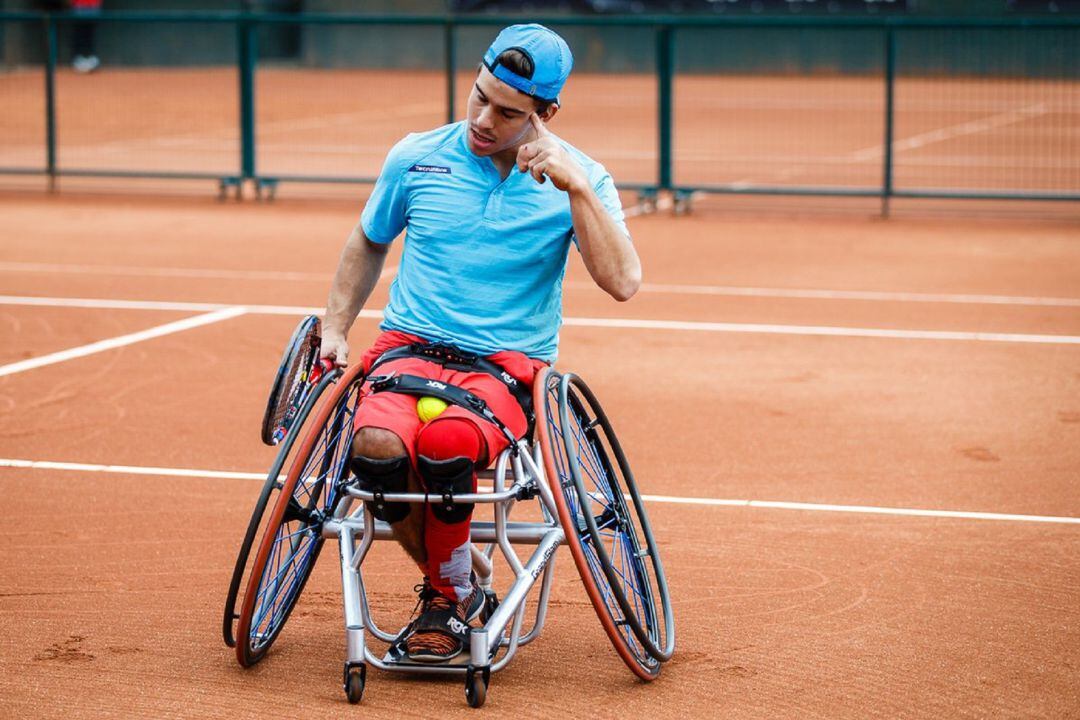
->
[[320, 331, 349, 368], [515, 114, 588, 193]]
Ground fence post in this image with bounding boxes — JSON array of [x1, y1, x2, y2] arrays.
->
[[237, 14, 257, 193], [445, 20, 456, 125], [881, 26, 896, 218], [656, 24, 673, 193], [44, 15, 58, 192]]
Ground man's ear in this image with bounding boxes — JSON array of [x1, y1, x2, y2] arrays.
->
[[538, 103, 559, 124]]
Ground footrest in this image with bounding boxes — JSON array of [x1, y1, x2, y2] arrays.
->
[[382, 646, 476, 669], [383, 627, 475, 669]]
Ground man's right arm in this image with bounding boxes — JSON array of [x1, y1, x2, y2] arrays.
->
[[320, 222, 390, 366]]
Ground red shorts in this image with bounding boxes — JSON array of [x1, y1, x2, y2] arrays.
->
[[354, 331, 547, 467]]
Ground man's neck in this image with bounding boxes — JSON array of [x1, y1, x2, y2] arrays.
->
[[489, 148, 517, 180], [488, 126, 540, 180]]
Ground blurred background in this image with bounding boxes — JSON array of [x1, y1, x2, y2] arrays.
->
[[1, 0, 1077, 207]]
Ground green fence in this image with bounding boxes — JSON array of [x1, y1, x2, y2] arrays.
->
[[1, 11, 1077, 211]]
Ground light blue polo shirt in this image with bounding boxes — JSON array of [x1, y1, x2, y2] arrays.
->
[[360, 120, 628, 362]]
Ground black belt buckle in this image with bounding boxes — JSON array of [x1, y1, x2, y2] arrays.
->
[[464, 393, 487, 412], [414, 342, 477, 368], [367, 372, 398, 392]]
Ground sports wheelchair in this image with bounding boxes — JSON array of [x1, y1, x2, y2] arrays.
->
[[222, 317, 674, 707]]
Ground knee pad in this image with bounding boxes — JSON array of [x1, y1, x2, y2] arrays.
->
[[350, 454, 411, 524], [417, 455, 475, 524], [416, 417, 484, 464]]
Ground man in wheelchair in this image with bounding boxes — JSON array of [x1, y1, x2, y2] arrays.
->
[[318, 24, 640, 664]]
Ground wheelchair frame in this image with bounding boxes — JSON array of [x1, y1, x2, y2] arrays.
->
[[328, 439, 563, 705], [226, 360, 674, 708]]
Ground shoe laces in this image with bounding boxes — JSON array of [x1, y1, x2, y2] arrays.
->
[[410, 579, 454, 616]]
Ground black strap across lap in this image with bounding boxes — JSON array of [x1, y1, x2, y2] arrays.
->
[[365, 372, 518, 444], [367, 341, 534, 430]]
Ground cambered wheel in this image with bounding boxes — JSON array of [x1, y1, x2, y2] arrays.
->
[[234, 363, 366, 667], [222, 368, 341, 648], [535, 368, 675, 680]]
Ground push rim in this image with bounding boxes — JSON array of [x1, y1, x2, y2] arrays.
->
[[535, 368, 667, 679], [559, 372, 674, 663], [235, 364, 364, 666], [223, 367, 341, 648]]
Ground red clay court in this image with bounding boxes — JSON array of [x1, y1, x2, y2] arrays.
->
[[0, 184, 1078, 716], [0, 43, 1079, 719]]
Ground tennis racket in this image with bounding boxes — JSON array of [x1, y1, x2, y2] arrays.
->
[[260, 315, 332, 446]]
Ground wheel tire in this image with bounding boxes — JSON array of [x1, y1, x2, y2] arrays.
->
[[465, 666, 488, 708], [535, 368, 675, 680], [234, 364, 366, 667], [223, 368, 341, 648], [344, 664, 366, 704]]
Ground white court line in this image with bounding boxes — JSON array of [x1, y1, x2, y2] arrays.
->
[[563, 281, 1080, 308], [1, 457, 1077, 526], [0, 458, 264, 481], [638, 494, 1080, 525], [0, 307, 247, 378], [730, 101, 1051, 186], [560, 316, 1080, 346], [4, 261, 1078, 308], [0, 261, 401, 284], [846, 102, 1050, 163], [2, 295, 1079, 346], [0, 261, 332, 283]]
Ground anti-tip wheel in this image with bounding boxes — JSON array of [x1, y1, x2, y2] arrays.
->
[[465, 666, 489, 708], [344, 663, 366, 704]]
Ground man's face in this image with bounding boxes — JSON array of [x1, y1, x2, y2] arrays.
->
[[466, 66, 539, 156]]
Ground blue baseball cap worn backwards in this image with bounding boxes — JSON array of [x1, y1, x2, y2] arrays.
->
[[483, 24, 573, 104]]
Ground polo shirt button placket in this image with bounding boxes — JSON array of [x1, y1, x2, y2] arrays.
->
[[484, 185, 503, 222]]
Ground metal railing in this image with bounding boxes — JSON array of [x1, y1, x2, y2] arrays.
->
[[1, 11, 1077, 212]]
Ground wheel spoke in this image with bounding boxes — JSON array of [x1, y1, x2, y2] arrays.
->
[[543, 371, 671, 672], [243, 378, 363, 658]]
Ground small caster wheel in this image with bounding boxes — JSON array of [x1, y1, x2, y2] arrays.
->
[[343, 662, 366, 704], [465, 665, 490, 708]]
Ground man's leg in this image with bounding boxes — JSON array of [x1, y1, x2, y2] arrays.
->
[[350, 427, 425, 567], [404, 416, 487, 662], [415, 417, 486, 600]]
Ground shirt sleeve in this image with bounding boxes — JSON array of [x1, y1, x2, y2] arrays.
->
[[570, 164, 630, 249], [360, 137, 413, 244]]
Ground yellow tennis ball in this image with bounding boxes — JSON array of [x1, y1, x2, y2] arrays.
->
[[416, 396, 449, 423]]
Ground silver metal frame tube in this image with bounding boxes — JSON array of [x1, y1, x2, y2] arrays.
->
[[474, 527, 564, 663], [338, 526, 365, 664], [331, 442, 567, 676], [508, 551, 557, 648], [330, 516, 558, 545]]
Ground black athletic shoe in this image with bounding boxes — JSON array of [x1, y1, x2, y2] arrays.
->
[[405, 575, 484, 663]]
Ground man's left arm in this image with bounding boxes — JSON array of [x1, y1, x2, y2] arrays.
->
[[518, 114, 641, 302], [566, 179, 641, 302]]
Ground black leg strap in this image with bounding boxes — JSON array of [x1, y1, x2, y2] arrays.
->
[[350, 454, 411, 523], [418, 455, 475, 524]]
